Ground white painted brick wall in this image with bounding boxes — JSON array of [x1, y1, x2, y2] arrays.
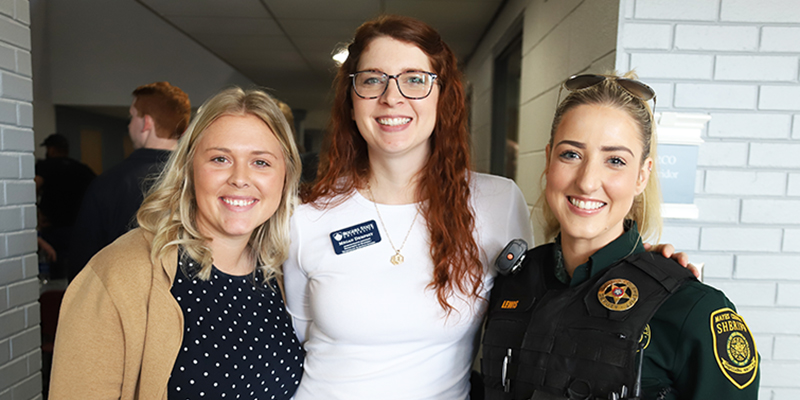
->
[[633, 0, 719, 21], [661, 226, 700, 250], [744, 309, 800, 335], [775, 335, 800, 359], [750, 143, 800, 167], [784, 229, 800, 250], [762, 27, 800, 52], [788, 173, 800, 195], [0, 44, 14, 71], [705, 170, 785, 195], [715, 55, 798, 82], [705, 280, 776, 306], [675, 83, 758, 109], [694, 197, 740, 222], [0, 72, 32, 102], [707, 112, 791, 139], [0, 1, 40, 399], [620, 2, 800, 394], [632, 53, 714, 79], [736, 255, 800, 280], [697, 141, 747, 167], [742, 199, 800, 223], [777, 283, 800, 307], [760, 86, 800, 111], [721, 0, 800, 23], [701, 227, 782, 252], [794, 115, 800, 139], [675, 25, 758, 51], [622, 23, 672, 49]]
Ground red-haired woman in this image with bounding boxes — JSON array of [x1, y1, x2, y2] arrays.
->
[[283, 15, 533, 399]]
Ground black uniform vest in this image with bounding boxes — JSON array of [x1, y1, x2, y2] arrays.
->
[[482, 244, 696, 400]]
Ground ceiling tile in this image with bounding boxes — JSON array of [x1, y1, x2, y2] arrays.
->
[[169, 16, 281, 36], [139, 0, 270, 18], [279, 18, 365, 38], [264, 0, 380, 20]]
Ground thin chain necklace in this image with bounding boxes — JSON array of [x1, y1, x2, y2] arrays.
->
[[366, 183, 420, 265]]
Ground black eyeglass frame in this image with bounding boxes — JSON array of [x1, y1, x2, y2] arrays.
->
[[560, 74, 657, 112], [349, 70, 439, 100]]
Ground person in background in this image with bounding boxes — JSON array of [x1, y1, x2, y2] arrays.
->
[[274, 98, 317, 183], [35, 133, 96, 279], [482, 73, 759, 399], [50, 87, 304, 400], [68, 81, 191, 281]]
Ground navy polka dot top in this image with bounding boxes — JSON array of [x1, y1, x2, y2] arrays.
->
[[168, 256, 304, 400]]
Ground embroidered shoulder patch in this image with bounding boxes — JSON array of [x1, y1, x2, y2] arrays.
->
[[710, 308, 758, 389], [638, 324, 651, 351]]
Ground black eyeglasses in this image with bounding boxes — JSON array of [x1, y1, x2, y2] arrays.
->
[[562, 74, 656, 110], [350, 70, 438, 100]]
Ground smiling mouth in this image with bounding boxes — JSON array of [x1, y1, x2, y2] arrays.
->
[[569, 197, 606, 210], [377, 117, 411, 126], [222, 198, 256, 207]]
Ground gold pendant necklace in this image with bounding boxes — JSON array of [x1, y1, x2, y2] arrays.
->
[[367, 184, 419, 265]]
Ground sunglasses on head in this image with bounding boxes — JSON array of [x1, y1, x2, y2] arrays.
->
[[562, 74, 657, 110]]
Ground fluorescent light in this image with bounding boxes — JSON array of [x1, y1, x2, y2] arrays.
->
[[332, 49, 349, 65]]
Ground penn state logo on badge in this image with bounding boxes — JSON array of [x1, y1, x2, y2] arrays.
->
[[598, 278, 639, 311], [710, 308, 758, 389]]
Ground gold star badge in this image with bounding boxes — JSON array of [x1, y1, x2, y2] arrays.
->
[[598, 278, 639, 311]]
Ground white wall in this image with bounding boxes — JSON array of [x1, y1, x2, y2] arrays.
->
[[0, 0, 43, 398], [617, 0, 797, 398], [31, 0, 257, 159], [464, 0, 621, 245]]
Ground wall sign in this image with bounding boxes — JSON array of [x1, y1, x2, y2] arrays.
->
[[655, 112, 710, 219]]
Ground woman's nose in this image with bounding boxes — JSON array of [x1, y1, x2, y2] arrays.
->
[[576, 162, 601, 193], [228, 163, 250, 188], [380, 77, 405, 106]]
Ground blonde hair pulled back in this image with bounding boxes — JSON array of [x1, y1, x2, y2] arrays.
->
[[539, 71, 662, 243]]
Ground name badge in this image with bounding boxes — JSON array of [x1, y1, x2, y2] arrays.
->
[[330, 220, 382, 255]]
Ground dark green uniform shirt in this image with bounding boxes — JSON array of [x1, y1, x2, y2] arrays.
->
[[558, 226, 760, 399]]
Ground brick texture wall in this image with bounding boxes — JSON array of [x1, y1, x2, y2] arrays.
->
[[618, 0, 800, 398], [0, 0, 42, 399]]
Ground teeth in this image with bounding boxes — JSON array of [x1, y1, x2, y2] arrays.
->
[[223, 198, 255, 207], [570, 197, 605, 210], [378, 117, 411, 126]]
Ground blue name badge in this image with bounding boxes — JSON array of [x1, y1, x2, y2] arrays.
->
[[330, 220, 382, 255]]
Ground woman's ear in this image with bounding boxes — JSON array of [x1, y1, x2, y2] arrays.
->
[[544, 143, 552, 173], [636, 157, 653, 195]]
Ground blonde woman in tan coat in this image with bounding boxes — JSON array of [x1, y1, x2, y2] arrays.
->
[[50, 88, 304, 400]]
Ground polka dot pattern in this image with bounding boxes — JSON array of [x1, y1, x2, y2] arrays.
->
[[168, 258, 304, 400]]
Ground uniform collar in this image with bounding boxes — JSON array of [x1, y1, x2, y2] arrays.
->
[[554, 220, 645, 287]]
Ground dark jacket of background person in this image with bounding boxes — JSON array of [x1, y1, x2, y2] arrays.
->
[[35, 135, 96, 279], [35, 151, 96, 229], [68, 148, 170, 280]]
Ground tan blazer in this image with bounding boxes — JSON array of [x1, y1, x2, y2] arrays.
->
[[50, 229, 183, 400]]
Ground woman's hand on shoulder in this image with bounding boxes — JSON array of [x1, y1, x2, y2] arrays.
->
[[644, 243, 701, 278]]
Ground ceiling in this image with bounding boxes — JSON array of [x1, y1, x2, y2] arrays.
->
[[136, 0, 507, 115]]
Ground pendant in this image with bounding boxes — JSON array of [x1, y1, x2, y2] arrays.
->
[[390, 252, 404, 265]]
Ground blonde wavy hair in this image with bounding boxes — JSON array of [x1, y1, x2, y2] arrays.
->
[[137, 87, 301, 282], [539, 71, 662, 244]]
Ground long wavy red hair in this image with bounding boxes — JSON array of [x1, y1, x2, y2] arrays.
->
[[302, 15, 481, 313]]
